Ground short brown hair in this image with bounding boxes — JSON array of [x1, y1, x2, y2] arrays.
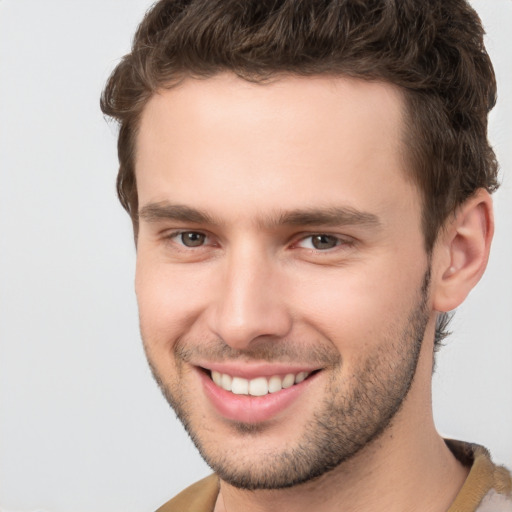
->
[[101, 0, 499, 346]]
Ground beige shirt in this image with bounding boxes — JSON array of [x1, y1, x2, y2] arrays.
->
[[156, 441, 512, 512]]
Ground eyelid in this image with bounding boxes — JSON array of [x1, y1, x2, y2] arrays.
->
[[161, 229, 354, 251], [165, 229, 214, 247], [294, 233, 354, 250]]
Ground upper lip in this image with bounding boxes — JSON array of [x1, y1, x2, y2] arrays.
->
[[196, 361, 322, 379]]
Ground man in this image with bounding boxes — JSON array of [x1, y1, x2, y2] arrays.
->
[[101, 1, 511, 511]]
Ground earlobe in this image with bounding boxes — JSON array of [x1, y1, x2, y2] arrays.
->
[[432, 189, 494, 313]]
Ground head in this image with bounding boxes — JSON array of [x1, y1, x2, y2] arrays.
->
[[101, 0, 498, 349], [101, 0, 497, 490]]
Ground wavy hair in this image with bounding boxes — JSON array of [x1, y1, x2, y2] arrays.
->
[[101, 0, 499, 348]]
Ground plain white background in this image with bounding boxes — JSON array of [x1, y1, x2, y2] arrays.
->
[[0, 1, 510, 511]]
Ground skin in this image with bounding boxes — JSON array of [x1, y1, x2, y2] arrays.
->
[[134, 74, 493, 512]]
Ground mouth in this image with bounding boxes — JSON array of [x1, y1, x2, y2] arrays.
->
[[196, 363, 323, 423], [209, 369, 314, 396]]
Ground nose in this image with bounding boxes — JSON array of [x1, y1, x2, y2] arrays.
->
[[206, 246, 293, 350]]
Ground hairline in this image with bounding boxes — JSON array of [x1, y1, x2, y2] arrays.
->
[[128, 71, 432, 249]]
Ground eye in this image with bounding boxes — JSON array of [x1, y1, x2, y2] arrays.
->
[[175, 231, 207, 247], [297, 234, 343, 250]]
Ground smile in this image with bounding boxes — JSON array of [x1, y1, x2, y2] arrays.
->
[[210, 370, 310, 396], [199, 365, 321, 423]]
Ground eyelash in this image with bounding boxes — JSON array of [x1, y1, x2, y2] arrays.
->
[[295, 234, 350, 251], [166, 231, 215, 249], [165, 230, 353, 253]]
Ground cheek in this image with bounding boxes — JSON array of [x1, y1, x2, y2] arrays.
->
[[135, 255, 211, 348], [290, 256, 425, 352]]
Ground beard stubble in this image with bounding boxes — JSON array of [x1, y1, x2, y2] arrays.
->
[[143, 268, 431, 490]]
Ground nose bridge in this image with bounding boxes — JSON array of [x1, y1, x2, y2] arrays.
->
[[208, 240, 291, 349]]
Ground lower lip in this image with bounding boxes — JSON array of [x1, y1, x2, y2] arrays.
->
[[199, 369, 318, 424]]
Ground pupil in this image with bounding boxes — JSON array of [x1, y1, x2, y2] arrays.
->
[[182, 232, 205, 247], [312, 234, 337, 250]]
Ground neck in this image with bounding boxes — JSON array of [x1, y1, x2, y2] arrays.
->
[[216, 434, 467, 512], [214, 342, 468, 512]]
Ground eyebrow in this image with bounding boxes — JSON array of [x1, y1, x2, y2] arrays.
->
[[138, 202, 215, 224], [271, 207, 380, 228], [138, 202, 381, 229]]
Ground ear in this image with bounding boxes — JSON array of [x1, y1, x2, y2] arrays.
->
[[432, 189, 494, 313]]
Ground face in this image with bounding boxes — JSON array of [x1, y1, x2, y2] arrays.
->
[[135, 74, 434, 489]]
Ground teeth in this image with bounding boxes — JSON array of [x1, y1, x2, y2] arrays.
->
[[295, 371, 307, 384], [268, 375, 282, 393], [212, 371, 222, 386], [249, 377, 268, 396], [282, 374, 295, 389], [210, 370, 310, 396], [221, 373, 232, 391], [231, 377, 249, 395]]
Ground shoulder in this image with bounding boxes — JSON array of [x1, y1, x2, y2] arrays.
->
[[446, 440, 512, 512], [155, 474, 220, 512]]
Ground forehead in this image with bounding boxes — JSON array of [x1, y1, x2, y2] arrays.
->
[[135, 73, 418, 226], [137, 73, 405, 158]]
